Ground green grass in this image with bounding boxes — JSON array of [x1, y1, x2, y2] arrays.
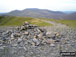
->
[[42, 18, 76, 28], [54, 20, 76, 28], [0, 16, 52, 26], [1, 16, 75, 28], [28, 18, 52, 26]]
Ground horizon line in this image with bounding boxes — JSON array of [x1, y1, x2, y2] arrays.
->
[[0, 8, 76, 13]]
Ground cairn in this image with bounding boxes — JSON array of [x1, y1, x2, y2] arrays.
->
[[0, 22, 60, 47], [0, 22, 76, 57]]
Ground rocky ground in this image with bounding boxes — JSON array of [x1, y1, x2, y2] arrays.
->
[[0, 21, 76, 57]]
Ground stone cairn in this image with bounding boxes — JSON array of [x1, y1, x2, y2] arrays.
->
[[0, 22, 60, 47]]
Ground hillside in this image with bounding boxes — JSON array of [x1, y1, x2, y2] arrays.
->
[[1, 8, 76, 20], [0, 16, 52, 26], [43, 18, 76, 28], [0, 16, 76, 28]]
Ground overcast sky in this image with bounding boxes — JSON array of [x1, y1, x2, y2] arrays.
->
[[0, 0, 76, 12]]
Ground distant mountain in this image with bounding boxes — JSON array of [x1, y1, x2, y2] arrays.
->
[[63, 11, 75, 14], [63, 12, 76, 20], [0, 13, 6, 15], [1, 8, 76, 20]]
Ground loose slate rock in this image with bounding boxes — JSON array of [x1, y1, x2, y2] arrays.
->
[[0, 22, 75, 57]]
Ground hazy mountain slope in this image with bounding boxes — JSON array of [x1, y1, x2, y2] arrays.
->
[[1, 8, 76, 20], [64, 12, 76, 20]]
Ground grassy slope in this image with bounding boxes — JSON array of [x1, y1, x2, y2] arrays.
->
[[0, 16, 52, 26], [42, 18, 76, 28], [0, 16, 76, 28], [54, 20, 76, 28]]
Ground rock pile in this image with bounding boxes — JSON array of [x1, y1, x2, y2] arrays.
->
[[0, 22, 60, 47], [0, 22, 76, 57]]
